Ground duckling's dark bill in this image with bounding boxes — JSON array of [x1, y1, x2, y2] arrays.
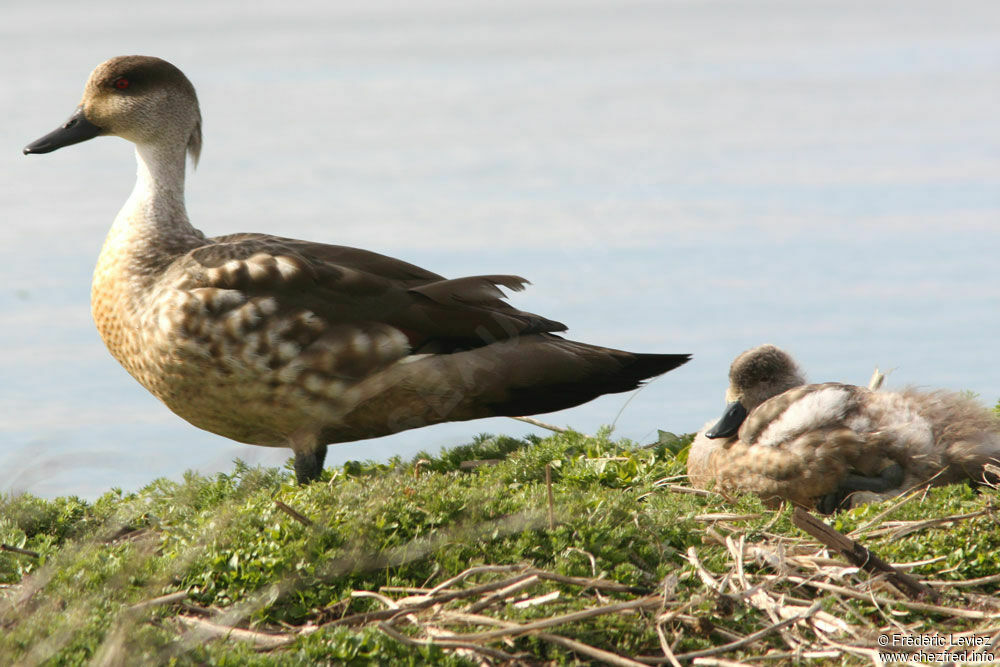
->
[[23, 106, 102, 155], [705, 400, 748, 439]]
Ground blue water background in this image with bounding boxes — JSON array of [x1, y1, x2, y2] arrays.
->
[[1, 0, 998, 497]]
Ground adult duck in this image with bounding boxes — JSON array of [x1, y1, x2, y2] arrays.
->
[[24, 55, 690, 483], [687, 344, 999, 512]]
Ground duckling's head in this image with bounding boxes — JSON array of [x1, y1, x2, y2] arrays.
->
[[705, 344, 806, 438], [24, 56, 201, 164]]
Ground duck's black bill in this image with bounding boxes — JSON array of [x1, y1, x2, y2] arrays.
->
[[23, 107, 102, 155], [705, 401, 748, 439]]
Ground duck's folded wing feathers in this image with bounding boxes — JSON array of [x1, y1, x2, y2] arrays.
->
[[741, 383, 865, 446], [173, 235, 565, 362], [214, 233, 444, 282]]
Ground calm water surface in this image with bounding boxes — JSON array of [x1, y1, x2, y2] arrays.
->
[[2, 0, 998, 498]]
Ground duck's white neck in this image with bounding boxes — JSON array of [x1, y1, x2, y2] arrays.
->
[[121, 142, 197, 235], [96, 141, 205, 288], [112, 141, 204, 247]]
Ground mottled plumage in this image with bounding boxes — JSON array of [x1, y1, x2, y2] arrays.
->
[[688, 345, 1000, 511], [25, 56, 690, 483]]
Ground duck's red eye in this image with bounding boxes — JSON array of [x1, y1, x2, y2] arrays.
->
[[113, 77, 130, 90]]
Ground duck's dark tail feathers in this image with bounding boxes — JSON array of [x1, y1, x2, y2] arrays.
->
[[485, 342, 691, 417], [333, 338, 689, 442]]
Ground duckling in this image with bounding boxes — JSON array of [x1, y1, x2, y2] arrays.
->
[[687, 344, 1000, 512], [23, 56, 690, 484]]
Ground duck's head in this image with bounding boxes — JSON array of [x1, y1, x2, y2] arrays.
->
[[24, 55, 201, 164], [705, 344, 806, 438]]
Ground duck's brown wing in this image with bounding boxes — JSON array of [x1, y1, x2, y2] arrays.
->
[[182, 233, 566, 356]]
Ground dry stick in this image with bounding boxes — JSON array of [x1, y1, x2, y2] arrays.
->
[[727, 535, 751, 595], [0, 544, 40, 558], [653, 607, 697, 667], [812, 629, 882, 665], [791, 507, 938, 602], [668, 602, 821, 663], [274, 500, 313, 527], [864, 508, 993, 540], [428, 564, 526, 595], [701, 527, 729, 547], [376, 621, 521, 662], [686, 547, 722, 593], [512, 415, 569, 433], [176, 615, 294, 649], [883, 555, 947, 570], [180, 601, 219, 617], [976, 628, 1000, 660], [848, 488, 924, 537], [513, 590, 560, 608], [653, 475, 688, 484], [725, 535, 815, 652], [868, 367, 885, 391], [538, 632, 650, 667], [766, 575, 995, 619], [440, 610, 650, 667], [464, 574, 539, 614], [129, 590, 188, 611], [433, 595, 660, 642], [656, 485, 720, 498], [335, 565, 654, 652], [761, 511, 785, 533], [926, 572, 1000, 588], [656, 620, 684, 667], [379, 586, 432, 594], [739, 650, 842, 662], [533, 570, 649, 594], [545, 464, 556, 530], [673, 614, 745, 643], [566, 546, 600, 578], [654, 600, 695, 628], [327, 571, 534, 627], [692, 658, 755, 667], [694, 514, 762, 523], [351, 590, 400, 609]]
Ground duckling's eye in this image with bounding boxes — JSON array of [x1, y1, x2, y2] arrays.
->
[[113, 77, 130, 90]]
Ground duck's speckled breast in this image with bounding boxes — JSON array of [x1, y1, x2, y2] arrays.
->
[[90, 232, 341, 447], [91, 240, 149, 382]]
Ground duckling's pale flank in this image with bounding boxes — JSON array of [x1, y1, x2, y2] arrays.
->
[[688, 345, 1000, 512], [24, 56, 690, 483]]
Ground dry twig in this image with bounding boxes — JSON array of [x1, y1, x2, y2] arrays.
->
[[129, 591, 188, 612], [511, 415, 569, 433], [791, 508, 938, 601], [176, 615, 294, 649], [273, 500, 313, 527], [0, 544, 40, 559]]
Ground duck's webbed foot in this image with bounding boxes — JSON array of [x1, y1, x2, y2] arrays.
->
[[816, 464, 904, 514], [294, 444, 328, 484]]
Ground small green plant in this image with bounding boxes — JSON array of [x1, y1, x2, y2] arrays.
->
[[1, 427, 997, 664]]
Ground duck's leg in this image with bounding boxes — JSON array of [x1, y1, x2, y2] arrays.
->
[[290, 432, 328, 484], [294, 445, 328, 484], [816, 464, 904, 514], [842, 463, 904, 493]]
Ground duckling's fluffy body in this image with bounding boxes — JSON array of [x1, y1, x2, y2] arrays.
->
[[688, 345, 1000, 509]]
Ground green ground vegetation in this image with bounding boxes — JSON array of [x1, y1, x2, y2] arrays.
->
[[2, 422, 998, 665]]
